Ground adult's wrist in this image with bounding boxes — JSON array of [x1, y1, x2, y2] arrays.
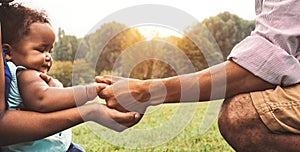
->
[[142, 79, 169, 106]]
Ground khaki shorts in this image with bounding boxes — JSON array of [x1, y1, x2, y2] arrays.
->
[[251, 84, 300, 134]]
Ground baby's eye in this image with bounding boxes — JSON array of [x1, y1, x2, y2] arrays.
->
[[36, 48, 45, 52]]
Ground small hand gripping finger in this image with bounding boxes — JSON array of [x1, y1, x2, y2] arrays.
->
[[96, 83, 110, 99], [39, 73, 52, 83]]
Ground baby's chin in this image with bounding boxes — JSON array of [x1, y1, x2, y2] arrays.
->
[[38, 68, 49, 74], [39, 67, 51, 73]]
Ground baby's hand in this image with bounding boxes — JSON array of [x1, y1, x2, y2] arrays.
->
[[40, 73, 63, 88]]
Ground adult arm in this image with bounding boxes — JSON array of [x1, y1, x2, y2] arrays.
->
[[151, 60, 275, 103], [0, 23, 5, 122], [97, 60, 275, 112], [0, 101, 140, 146]]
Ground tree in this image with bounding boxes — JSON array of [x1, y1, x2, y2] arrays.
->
[[120, 37, 194, 79], [201, 11, 255, 58], [48, 60, 95, 87], [48, 61, 72, 87], [177, 34, 210, 71], [72, 59, 95, 85], [52, 28, 79, 61], [176, 11, 254, 71], [84, 22, 144, 74]]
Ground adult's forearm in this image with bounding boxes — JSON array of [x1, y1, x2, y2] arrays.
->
[[147, 60, 275, 105], [0, 107, 84, 146], [0, 23, 6, 118]]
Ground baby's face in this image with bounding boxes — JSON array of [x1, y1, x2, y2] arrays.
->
[[10, 22, 55, 73]]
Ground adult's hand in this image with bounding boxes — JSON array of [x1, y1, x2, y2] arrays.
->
[[96, 76, 151, 114], [82, 102, 142, 132]]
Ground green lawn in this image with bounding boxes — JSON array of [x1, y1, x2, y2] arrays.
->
[[72, 101, 234, 152]]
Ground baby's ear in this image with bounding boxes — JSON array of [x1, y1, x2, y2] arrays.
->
[[2, 43, 13, 60]]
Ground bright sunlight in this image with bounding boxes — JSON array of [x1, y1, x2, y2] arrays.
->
[[137, 25, 183, 40]]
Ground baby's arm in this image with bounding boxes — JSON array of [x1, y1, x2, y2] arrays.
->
[[17, 69, 99, 112]]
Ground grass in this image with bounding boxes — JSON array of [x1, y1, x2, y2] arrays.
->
[[72, 100, 234, 152]]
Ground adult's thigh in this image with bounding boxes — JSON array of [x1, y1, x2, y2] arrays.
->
[[218, 93, 300, 152]]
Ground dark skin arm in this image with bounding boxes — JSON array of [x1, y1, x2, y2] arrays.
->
[[156, 60, 275, 102], [17, 69, 99, 112], [0, 23, 6, 123], [97, 60, 275, 113], [0, 101, 140, 146]]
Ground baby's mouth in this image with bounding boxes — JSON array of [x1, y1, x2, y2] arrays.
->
[[42, 65, 50, 71]]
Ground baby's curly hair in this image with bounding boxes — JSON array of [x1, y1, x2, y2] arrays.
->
[[0, 3, 50, 46]]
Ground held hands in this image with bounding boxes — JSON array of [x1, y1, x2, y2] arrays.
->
[[95, 75, 151, 114], [93, 76, 148, 131]]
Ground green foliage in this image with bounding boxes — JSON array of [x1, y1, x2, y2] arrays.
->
[[178, 35, 211, 71], [119, 37, 198, 79], [84, 22, 145, 74], [52, 28, 79, 61], [48, 59, 95, 87], [72, 59, 95, 85], [202, 11, 255, 58], [99, 70, 122, 77], [48, 61, 72, 86]]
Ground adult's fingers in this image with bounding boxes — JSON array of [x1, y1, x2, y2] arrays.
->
[[95, 75, 113, 84], [118, 114, 144, 128], [95, 75, 125, 84], [112, 111, 142, 123], [100, 105, 142, 132], [111, 110, 143, 130]]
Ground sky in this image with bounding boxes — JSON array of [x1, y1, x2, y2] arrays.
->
[[14, 0, 256, 38]]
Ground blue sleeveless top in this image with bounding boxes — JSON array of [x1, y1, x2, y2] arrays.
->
[[3, 50, 12, 105]]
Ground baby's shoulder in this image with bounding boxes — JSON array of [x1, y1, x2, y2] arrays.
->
[[17, 69, 43, 83]]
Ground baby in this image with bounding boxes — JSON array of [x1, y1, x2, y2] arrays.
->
[[1, 3, 99, 152]]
